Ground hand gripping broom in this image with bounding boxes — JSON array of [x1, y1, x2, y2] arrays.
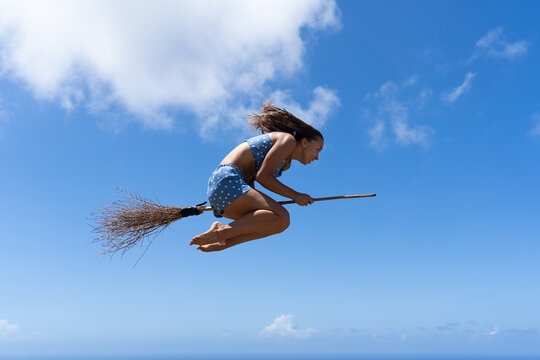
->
[[90, 188, 376, 257]]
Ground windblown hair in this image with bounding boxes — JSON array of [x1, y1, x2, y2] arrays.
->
[[248, 101, 323, 141]]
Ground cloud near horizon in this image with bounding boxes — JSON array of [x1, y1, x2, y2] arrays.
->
[[366, 322, 540, 344], [261, 314, 316, 339], [0, 0, 340, 131], [0, 319, 20, 340]]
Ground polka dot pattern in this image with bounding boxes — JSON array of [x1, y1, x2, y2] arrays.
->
[[207, 164, 251, 218], [246, 134, 286, 178], [206, 134, 288, 218]]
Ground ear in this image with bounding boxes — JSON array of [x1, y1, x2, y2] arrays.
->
[[301, 137, 309, 147]]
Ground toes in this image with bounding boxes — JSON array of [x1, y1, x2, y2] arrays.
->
[[197, 242, 226, 252], [191, 222, 223, 246], [197, 244, 210, 252], [190, 232, 213, 246], [198, 244, 214, 252]]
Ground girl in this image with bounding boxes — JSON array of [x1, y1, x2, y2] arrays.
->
[[190, 101, 324, 252]]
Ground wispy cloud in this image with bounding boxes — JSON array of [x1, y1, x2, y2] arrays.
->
[[473, 27, 529, 61], [499, 327, 540, 338], [0, 0, 340, 131], [270, 86, 340, 128], [437, 322, 461, 331], [198, 86, 339, 140], [489, 326, 499, 336], [361, 322, 540, 344], [433, 321, 504, 339], [261, 314, 315, 339], [368, 121, 386, 148], [0, 319, 20, 340], [0, 96, 8, 132], [528, 113, 540, 137], [364, 79, 431, 149], [442, 72, 476, 104], [402, 75, 419, 87]]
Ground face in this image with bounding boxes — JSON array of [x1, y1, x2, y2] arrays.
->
[[300, 137, 324, 165]]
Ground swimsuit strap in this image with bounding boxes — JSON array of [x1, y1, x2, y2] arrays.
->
[[246, 133, 287, 177]]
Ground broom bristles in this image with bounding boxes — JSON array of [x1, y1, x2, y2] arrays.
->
[[90, 188, 200, 257]]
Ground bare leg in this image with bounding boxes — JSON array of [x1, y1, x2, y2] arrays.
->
[[197, 228, 276, 252], [190, 221, 224, 245], [197, 214, 276, 252], [191, 189, 290, 249], [191, 208, 285, 246]]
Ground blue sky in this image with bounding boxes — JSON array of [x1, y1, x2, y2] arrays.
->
[[1, 0, 539, 356]]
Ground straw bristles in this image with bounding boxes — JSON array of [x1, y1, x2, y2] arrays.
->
[[91, 188, 204, 257]]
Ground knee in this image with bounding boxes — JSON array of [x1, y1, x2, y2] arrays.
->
[[273, 208, 290, 233]]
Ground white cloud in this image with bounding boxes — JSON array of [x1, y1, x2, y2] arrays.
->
[[368, 121, 386, 149], [365, 322, 540, 344], [0, 96, 8, 128], [390, 104, 429, 145], [261, 314, 315, 339], [442, 72, 476, 104], [270, 86, 340, 128], [402, 75, 418, 87], [474, 27, 529, 60], [529, 113, 540, 137], [197, 86, 338, 140], [0, 0, 340, 130], [0, 319, 20, 339], [437, 322, 460, 331], [364, 79, 431, 148]]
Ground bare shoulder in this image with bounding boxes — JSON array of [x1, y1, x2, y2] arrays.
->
[[269, 132, 296, 146]]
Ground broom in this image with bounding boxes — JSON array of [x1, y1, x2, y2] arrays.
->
[[90, 188, 376, 257]]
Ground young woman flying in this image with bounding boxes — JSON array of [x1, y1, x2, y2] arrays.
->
[[190, 101, 324, 252]]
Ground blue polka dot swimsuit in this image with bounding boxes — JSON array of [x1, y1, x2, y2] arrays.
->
[[207, 165, 252, 218], [207, 133, 288, 218], [246, 134, 287, 177]]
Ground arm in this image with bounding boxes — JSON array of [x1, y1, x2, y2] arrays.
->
[[255, 133, 309, 204]]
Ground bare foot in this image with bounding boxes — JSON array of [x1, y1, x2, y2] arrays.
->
[[197, 241, 227, 252], [190, 221, 224, 246]]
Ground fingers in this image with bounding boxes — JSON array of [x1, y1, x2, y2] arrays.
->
[[293, 193, 315, 206], [300, 196, 314, 206]]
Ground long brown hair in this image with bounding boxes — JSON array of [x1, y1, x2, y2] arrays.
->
[[248, 101, 323, 141]]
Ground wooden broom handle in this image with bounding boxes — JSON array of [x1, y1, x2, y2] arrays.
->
[[202, 193, 376, 212], [278, 193, 376, 205]]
